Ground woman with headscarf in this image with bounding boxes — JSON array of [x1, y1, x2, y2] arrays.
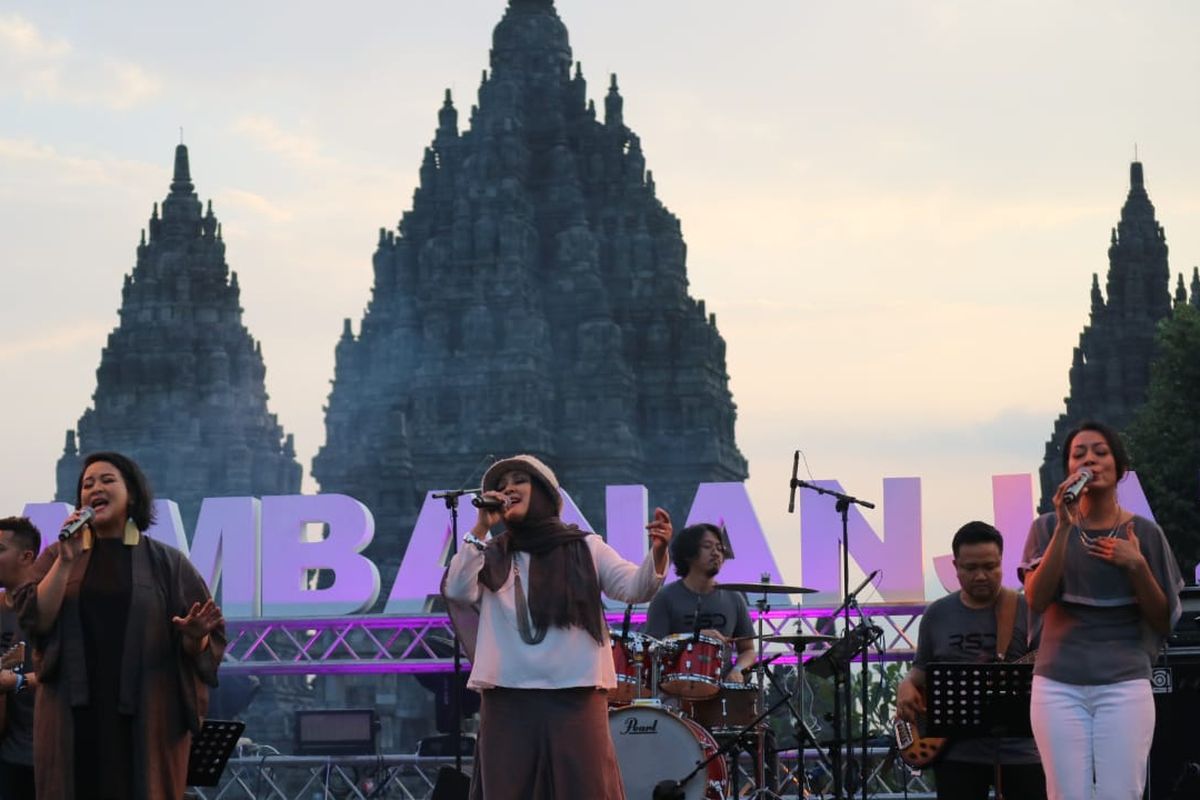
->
[[444, 454, 671, 800], [14, 451, 225, 800]]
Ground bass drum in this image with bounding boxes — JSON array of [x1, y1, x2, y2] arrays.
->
[[609, 703, 727, 800]]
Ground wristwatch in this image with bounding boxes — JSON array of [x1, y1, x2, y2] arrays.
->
[[12, 672, 25, 693]]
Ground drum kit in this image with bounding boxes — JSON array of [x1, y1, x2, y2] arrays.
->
[[606, 582, 836, 800]]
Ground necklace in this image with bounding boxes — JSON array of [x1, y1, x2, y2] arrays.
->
[[1076, 503, 1123, 546]]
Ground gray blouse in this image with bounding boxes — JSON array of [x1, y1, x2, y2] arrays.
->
[[1020, 513, 1183, 685]]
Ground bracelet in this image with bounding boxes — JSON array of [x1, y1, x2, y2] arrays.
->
[[464, 533, 487, 551]]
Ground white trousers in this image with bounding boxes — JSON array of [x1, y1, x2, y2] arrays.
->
[[1030, 675, 1155, 800]]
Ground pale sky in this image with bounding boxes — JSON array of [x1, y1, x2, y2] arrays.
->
[[3, 1, 1199, 600]]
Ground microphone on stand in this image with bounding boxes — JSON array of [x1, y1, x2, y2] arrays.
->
[[620, 604, 633, 641], [471, 495, 507, 511], [58, 507, 95, 542], [1063, 468, 1093, 505], [692, 593, 703, 643], [787, 450, 800, 513]]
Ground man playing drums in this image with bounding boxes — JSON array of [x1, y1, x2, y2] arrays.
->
[[643, 522, 755, 678]]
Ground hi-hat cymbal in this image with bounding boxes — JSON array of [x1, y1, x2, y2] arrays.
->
[[718, 582, 817, 595], [762, 634, 840, 648]]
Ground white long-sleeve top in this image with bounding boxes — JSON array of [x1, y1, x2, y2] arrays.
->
[[444, 534, 665, 691]]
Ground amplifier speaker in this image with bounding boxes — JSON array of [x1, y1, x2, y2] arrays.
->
[[1149, 657, 1200, 799], [294, 708, 380, 756]]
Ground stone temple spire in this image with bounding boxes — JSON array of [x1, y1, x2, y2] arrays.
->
[[1038, 161, 1174, 508], [314, 0, 747, 570], [56, 145, 301, 525]]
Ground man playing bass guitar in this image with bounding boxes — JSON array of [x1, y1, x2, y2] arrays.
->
[[895, 521, 1046, 800]]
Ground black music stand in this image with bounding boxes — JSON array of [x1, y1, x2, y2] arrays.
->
[[925, 662, 1034, 739], [187, 719, 245, 787]]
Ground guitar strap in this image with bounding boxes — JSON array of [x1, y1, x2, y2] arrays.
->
[[993, 586, 1019, 661]]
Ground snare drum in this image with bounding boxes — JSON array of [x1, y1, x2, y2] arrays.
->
[[684, 682, 762, 733], [609, 703, 727, 800], [659, 633, 724, 699], [609, 630, 657, 704]]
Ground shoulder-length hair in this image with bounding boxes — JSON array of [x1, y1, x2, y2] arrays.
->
[[76, 451, 156, 532]]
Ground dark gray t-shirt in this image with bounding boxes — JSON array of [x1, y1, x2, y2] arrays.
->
[[0, 609, 33, 766], [913, 591, 1040, 765], [643, 580, 754, 643], [1020, 512, 1183, 685]]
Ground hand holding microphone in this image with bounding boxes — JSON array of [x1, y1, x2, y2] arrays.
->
[[1062, 468, 1093, 505], [58, 506, 95, 542], [470, 491, 509, 536], [471, 495, 508, 511]]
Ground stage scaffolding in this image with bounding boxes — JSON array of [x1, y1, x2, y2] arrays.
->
[[206, 602, 930, 798], [221, 602, 926, 675], [189, 749, 935, 799]]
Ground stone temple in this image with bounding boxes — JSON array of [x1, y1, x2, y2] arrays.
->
[[1038, 161, 1200, 508], [313, 0, 748, 576], [55, 144, 301, 528]]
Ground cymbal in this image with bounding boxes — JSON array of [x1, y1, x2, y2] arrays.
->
[[719, 582, 817, 595], [762, 634, 840, 648]]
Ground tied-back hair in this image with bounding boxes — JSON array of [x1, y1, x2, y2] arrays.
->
[[0, 516, 42, 554], [76, 451, 157, 532], [1061, 420, 1131, 481]]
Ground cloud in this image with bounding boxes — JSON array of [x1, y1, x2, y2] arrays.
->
[[219, 188, 294, 223], [231, 115, 333, 169], [0, 13, 162, 109], [0, 322, 109, 363], [0, 137, 159, 190]]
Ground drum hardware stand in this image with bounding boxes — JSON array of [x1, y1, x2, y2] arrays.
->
[[824, 572, 884, 800], [788, 452, 876, 800], [759, 652, 832, 795], [652, 691, 796, 800]]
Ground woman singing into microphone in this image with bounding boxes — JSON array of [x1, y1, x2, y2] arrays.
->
[[13, 451, 225, 800], [444, 455, 670, 800], [1022, 421, 1182, 800]]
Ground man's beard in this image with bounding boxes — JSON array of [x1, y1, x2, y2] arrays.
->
[[704, 564, 720, 579]]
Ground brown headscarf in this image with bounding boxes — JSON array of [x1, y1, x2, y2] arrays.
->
[[478, 479, 605, 645]]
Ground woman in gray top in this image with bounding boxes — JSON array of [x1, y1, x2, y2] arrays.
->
[[1022, 421, 1183, 800]]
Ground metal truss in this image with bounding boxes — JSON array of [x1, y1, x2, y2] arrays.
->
[[221, 603, 927, 675], [191, 750, 935, 799]]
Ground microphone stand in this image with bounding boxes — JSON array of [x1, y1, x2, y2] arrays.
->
[[789, 458, 875, 800], [432, 487, 478, 780]]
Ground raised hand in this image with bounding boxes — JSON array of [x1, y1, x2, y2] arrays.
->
[[646, 507, 672, 557], [172, 598, 224, 653]]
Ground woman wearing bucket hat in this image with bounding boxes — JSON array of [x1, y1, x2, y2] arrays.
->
[[444, 454, 671, 800]]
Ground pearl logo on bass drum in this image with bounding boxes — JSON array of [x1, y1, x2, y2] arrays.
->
[[621, 716, 660, 735]]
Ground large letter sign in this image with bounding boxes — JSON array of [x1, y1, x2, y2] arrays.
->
[[260, 494, 381, 617], [800, 478, 924, 603], [20, 470, 1180, 620]]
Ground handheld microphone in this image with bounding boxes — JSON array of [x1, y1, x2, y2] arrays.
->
[[1063, 468, 1093, 505], [58, 507, 95, 542], [471, 496, 506, 511]]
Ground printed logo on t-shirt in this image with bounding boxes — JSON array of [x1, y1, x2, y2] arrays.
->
[[947, 631, 997, 657], [685, 611, 729, 632]]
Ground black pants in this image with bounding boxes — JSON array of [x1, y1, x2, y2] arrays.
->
[[934, 760, 1047, 800], [0, 760, 35, 800]]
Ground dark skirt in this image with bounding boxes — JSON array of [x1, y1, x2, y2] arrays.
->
[[471, 687, 625, 800]]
